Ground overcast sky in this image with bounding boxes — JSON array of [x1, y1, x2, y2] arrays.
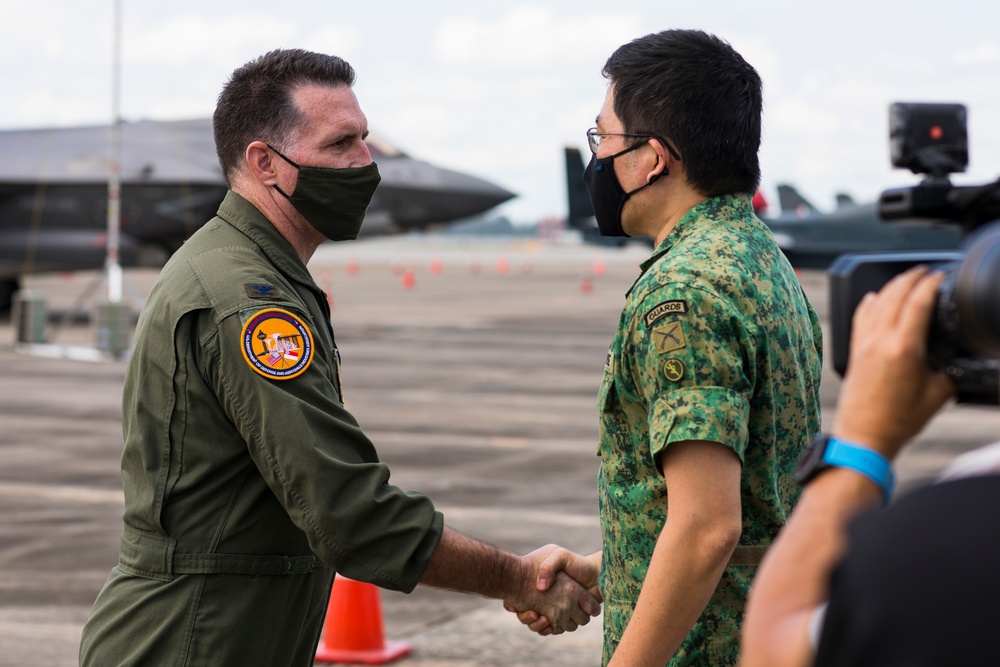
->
[[3, 0, 999, 223]]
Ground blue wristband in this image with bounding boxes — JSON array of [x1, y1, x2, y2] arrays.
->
[[825, 437, 895, 502]]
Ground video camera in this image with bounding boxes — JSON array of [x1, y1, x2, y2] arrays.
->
[[829, 102, 1000, 405]]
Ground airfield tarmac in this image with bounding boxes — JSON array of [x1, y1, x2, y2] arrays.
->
[[1, 234, 997, 667]]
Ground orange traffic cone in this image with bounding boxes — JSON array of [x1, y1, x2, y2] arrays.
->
[[315, 575, 412, 664]]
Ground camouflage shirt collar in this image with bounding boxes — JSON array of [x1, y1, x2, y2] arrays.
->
[[638, 192, 756, 275]]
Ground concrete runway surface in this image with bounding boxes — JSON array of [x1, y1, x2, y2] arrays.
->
[[1, 235, 996, 667]]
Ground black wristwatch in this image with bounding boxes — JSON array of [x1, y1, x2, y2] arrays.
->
[[795, 433, 895, 502]]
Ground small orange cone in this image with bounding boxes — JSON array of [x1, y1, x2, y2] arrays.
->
[[592, 259, 606, 277], [315, 576, 412, 664], [496, 255, 509, 275], [346, 260, 360, 276], [580, 275, 594, 294], [430, 258, 443, 275], [401, 271, 416, 289]]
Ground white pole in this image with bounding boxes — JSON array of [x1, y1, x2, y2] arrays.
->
[[106, 0, 123, 304]]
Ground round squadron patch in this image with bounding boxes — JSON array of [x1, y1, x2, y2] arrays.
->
[[663, 358, 685, 383], [241, 308, 314, 380]]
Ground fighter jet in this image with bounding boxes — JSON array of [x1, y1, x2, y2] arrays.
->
[[761, 184, 963, 269], [0, 118, 515, 311], [562, 147, 963, 266]]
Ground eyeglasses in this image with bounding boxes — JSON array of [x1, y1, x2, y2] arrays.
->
[[586, 128, 681, 160]]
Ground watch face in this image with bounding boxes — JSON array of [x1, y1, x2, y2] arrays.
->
[[794, 436, 828, 485]]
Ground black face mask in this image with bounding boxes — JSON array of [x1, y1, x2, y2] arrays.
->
[[268, 145, 381, 242], [583, 140, 664, 237]]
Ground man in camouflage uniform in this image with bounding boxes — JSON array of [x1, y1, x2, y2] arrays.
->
[[513, 30, 822, 665]]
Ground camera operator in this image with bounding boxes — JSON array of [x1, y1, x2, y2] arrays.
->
[[739, 264, 1000, 666]]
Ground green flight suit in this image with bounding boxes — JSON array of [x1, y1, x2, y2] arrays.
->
[[80, 192, 443, 667], [597, 193, 823, 665]]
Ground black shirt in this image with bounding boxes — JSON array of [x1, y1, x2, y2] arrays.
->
[[815, 474, 1000, 666]]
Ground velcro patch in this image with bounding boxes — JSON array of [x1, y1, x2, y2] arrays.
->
[[644, 300, 688, 327], [652, 321, 686, 354], [241, 308, 313, 380], [245, 283, 282, 299]]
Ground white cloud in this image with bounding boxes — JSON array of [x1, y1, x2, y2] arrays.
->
[[954, 42, 1000, 66], [766, 97, 841, 138], [300, 26, 363, 60], [433, 6, 642, 69], [0, 1, 78, 65], [126, 14, 297, 67]]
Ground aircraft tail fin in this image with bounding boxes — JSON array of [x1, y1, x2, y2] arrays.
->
[[564, 147, 596, 230], [835, 192, 857, 209], [777, 184, 819, 217]]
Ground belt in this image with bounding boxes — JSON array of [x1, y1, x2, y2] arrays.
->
[[118, 524, 322, 582], [727, 544, 769, 566]]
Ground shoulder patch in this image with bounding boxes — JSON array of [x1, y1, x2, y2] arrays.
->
[[644, 300, 688, 327], [240, 308, 313, 380], [652, 321, 686, 354], [663, 358, 685, 382], [244, 283, 283, 299]]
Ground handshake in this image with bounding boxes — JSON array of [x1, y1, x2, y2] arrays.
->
[[502, 545, 602, 635]]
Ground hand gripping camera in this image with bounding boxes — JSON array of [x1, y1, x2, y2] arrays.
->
[[829, 103, 1000, 405]]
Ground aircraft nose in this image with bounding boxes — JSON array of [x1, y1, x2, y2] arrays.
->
[[372, 158, 516, 226], [430, 166, 516, 218]]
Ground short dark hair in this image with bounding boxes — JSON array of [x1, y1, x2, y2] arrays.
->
[[213, 48, 356, 185], [603, 29, 762, 197]]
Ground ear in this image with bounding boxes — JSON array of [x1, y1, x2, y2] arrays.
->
[[644, 137, 673, 185], [245, 140, 279, 186]]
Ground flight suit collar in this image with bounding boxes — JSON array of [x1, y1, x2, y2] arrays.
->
[[216, 191, 317, 289]]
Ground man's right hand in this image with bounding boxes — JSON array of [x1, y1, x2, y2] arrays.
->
[[503, 547, 601, 635], [502, 545, 601, 635]]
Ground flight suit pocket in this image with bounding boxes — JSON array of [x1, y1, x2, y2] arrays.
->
[[597, 377, 637, 483]]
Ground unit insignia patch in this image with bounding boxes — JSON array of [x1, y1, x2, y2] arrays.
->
[[241, 308, 313, 380], [644, 300, 688, 327], [652, 321, 686, 354], [663, 358, 685, 382]]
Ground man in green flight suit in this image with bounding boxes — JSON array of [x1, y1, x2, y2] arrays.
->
[[78, 48, 600, 666], [511, 29, 823, 666]]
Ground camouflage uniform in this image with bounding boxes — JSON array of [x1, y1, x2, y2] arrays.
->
[[597, 193, 823, 665]]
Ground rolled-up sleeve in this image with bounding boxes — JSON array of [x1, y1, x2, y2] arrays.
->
[[626, 283, 755, 462]]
